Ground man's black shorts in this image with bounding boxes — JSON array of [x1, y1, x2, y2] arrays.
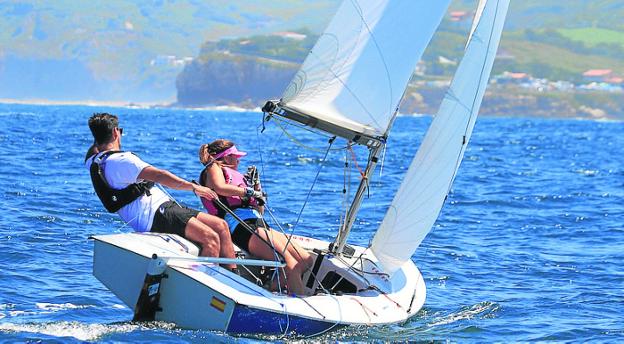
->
[[150, 200, 200, 237]]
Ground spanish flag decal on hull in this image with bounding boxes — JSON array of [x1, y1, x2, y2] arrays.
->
[[210, 296, 226, 312]]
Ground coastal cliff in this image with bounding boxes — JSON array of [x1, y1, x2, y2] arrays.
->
[[176, 53, 299, 107]]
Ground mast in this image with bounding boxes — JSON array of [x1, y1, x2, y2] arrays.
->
[[332, 144, 383, 255]]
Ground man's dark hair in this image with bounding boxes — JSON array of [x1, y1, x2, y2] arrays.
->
[[88, 113, 119, 145]]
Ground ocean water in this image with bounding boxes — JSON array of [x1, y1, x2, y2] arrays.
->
[[0, 103, 622, 343]]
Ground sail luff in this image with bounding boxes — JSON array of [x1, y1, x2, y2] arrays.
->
[[467, 0, 488, 46], [371, 0, 510, 275]]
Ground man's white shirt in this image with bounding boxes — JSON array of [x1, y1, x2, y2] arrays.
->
[[86, 151, 169, 231]]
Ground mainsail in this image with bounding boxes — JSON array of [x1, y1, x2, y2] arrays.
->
[[371, 0, 510, 275], [278, 0, 452, 143]]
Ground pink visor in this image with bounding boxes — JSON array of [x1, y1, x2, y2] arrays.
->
[[213, 145, 247, 160]]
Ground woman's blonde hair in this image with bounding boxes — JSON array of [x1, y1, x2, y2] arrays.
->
[[198, 139, 235, 166]]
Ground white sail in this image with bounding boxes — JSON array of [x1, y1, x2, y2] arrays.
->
[[371, 0, 510, 275], [281, 0, 451, 140]]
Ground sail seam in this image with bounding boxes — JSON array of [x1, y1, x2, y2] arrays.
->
[[348, 0, 393, 129]]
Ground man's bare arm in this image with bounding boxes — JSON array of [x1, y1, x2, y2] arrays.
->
[[138, 166, 218, 200]]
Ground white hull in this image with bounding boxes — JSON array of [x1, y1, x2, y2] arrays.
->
[[92, 232, 426, 335]]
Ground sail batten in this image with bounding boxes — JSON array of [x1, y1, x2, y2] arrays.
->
[[279, 0, 452, 141], [371, 0, 510, 275]]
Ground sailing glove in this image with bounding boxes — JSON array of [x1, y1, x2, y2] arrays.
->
[[243, 187, 262, 198], [245, 187, 266, 205]]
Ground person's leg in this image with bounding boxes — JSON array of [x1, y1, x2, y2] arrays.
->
[[247, 227, 309, 295], [281, 233, 314, 271], [183, 217, 221, 257], [196, 213, 236, 260], [152, 202, 221, 258]]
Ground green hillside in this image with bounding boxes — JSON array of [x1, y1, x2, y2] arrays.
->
[[557, 28, 624, 48], [1, 0, 623, 103], [191, 20, 624, 84], [468, 0, 624, 30]]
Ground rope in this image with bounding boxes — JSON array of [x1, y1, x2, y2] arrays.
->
[[283, 136, 335, 248], [340, 149, 351, 238], [271, 116, 346, 152], [347, 144, 366, 180], [256, 117, 321, 291]]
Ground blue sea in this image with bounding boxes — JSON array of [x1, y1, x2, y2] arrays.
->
[[0, 103, 622, 343]]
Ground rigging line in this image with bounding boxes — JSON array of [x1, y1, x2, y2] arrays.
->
[[238, 263, 264, 286], [347, 0, 394, 127], [347, 144, 366, 179], [250, 150, 337, 293], [163, 234, 190, 253], [117, 183, 171, 231], [340, 149, 350, 233], [367, 284, 404, 310], [262, 208, 329, 294], [282, 137, 335, 253], [263, 205, 288, 236], [272, 113, 333, 137], [272, 116, 347, 152], [447, 0, 501, 195], [333, 248, 374, 289], [211, 198, 286, 264], [260, 201, 323, 290], [204, 264, 276, 300], [301, 294, 344, 339], [351, 297, 376, 322], [278, 291, 291, 337], [342, 254, 390, 278], [273, 118, 328, 153], [156, 183, 182, 208], [379, 141, 387, 177], [255, 119, 268, 182], [144, 235, 200, 258], [260, 220, 288, 297], [407, 271, 425, 313], [256, 206, 336, 296], [292, 294, 326, 319], [255, 113, 292, 242]]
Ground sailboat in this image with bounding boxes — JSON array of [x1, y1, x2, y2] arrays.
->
[[91, 0, 509, 336]]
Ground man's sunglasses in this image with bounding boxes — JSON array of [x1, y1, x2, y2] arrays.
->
[[117, 127, 124, 135]]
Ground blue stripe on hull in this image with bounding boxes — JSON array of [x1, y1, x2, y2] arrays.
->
[[227, 304, 345, 335]]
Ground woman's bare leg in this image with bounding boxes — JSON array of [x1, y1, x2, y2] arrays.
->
[[247, 227, 310, 295], [282, 233, 314, 271]]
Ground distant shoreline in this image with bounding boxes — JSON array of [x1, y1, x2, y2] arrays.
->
[[0, 98, 168, 108], [0, 98, 262, 113], [1, 96, 622, 122]]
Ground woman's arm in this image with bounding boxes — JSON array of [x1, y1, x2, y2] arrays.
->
[[203, 164, 247, 197]]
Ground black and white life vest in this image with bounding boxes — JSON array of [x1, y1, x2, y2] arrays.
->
[[89, 151, 154, 213]]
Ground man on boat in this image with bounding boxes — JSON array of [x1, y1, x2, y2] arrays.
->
[[85, 113, 237, 268]]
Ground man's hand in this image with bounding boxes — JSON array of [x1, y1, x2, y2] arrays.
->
[[193, 184, 218, 200]]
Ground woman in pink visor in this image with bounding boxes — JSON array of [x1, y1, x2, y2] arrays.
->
[[198, 139, 313, 295]]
